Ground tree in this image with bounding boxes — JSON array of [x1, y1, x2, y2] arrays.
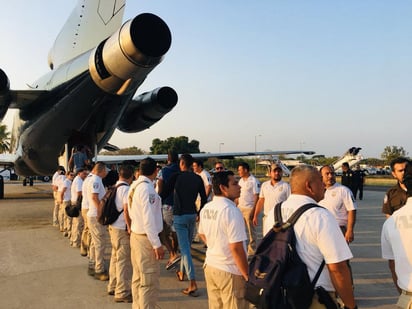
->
[[99, 146, 146, 155], [150, 136, 200, 154], [0, 124, 10, 153], [381, 146, 408, 165]]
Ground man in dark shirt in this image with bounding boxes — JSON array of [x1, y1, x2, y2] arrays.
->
[[382, 157, 410, 217], [352, 165, 366, 200], [341, 162, 354, 193], [161, 153, 207, 296]]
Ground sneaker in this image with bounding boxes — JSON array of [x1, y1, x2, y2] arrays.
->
[[114, 295, 132, 303], [94, 272, 109, 281], [108, 290, 115, 296]]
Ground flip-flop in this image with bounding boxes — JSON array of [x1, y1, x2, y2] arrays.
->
[[181, 289, 199, 297], [166, 255, 181, 270]]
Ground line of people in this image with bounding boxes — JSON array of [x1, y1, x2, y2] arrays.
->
[[50, 154, 412, 309]]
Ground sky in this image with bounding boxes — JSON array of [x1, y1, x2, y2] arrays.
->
[[1, 0, 411, 159]]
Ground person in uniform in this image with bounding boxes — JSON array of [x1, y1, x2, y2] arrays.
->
[[319, 165, 357, 243], [265, 165, 357, 309], [382, 157, 410, 218], [52, 166, 65, 228], [86, 162, 109, 280], [381, 163, 412, 308], [199, 170, 249, 308], [341, 162, 354, 192], [107, 165, 133, 303], [129, 157, 164, 308], [69, 168, 88, 248], [253, 163, 290, 235], [58, 171, 74, 237], [352, 165, 366, 200], [81, 171, 93, 258], [236, 162, 260, 256]]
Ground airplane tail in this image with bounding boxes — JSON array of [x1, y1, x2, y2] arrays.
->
[[48, 0, 126, 70], [332, 147, 362, 171]]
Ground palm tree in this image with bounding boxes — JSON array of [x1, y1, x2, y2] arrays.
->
[[0, 124, 11, 153]]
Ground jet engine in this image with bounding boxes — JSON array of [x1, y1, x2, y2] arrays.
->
[[0, 69, 11, 121], [117, 86, 178, 133], [89, 13, 172, 95]]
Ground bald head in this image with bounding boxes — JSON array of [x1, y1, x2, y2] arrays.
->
[[290, 165, 325, 202]]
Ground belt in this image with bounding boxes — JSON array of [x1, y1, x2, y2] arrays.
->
[[133, 233, 147, 236], [402, 290, 412, 296]]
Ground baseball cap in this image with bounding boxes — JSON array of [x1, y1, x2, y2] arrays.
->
[[271, 163, 282, 171]]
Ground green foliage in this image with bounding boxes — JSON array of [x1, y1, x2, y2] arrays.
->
[[0, 123, 10, 153], [381, 146, 408, 165], [99, 146, 146, 155], [150, 136, 200, 154]]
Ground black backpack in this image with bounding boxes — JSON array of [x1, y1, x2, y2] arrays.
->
[[98, 183, 128, 225], [245, 203, 325, 309]]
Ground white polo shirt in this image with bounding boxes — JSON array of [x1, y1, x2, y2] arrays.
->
[[86, 174, 106, 218], [238, 175, 260, 209], [319, 183, 357, 226], [71, 175, 83, 204], [199, 196, 247, 275], [259, 180, 290, 216], [129, 176, 163, 249], [381, 198, 412, 292], [265, 194, 353, 291], [111, 180, 130, 230]]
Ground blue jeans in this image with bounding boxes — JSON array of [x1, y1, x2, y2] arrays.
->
[[173, 214, 197, 280]]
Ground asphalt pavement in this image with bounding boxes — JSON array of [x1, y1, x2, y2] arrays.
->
[[0, 182, 400, 308]]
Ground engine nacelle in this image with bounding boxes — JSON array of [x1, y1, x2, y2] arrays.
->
[[117, 87, 178, 133], [89, 13, 172, 95], [0, 69, 11, 120]]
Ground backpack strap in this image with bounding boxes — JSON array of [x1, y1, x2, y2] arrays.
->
[[276, 202, 326, 287]]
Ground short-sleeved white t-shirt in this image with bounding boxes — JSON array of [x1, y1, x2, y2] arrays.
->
[[86, 174, 106, 217], [381, 198, 412, 292], [238, 175, 260, 208], [111, 180, 130, 230], [265, 194, 353, 291], [319, 183, 357, 226], [199, 196, 247, 275]]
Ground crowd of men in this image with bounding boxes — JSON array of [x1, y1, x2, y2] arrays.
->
[[50, 154, 412, 309]]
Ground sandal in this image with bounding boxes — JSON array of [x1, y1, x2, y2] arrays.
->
[[175, 270, 185, 281], [181, 288, 199, 297]]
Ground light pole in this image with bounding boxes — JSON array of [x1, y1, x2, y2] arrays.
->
[[219, 142, 224, 153], [254, 134, 262, 175]]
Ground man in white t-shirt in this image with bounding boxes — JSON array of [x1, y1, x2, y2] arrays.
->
[[319, 165, 357, 243], [381, 164, 412, 308], [199, 170, 249, 309], [236, 162, 260, 256], [86, 162, 108, 280], [70, 168, 88, 248], [52, 166, 65, 229], [107, 165, 133, 303], [58, 171, 74, 237], [253, 163, 290, 235], [193, 159, 212, 243], [265, 165, 357, 309]]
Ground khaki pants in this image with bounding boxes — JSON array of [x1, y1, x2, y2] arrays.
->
[[108, 226, 132, 298], [204, 264, 249, 309], [70, 203, 84, 247], [309, 290, 338, 309], [88, 216, 109, 273], [60, 201, 72, 235], [239, 207, 257, 255], [397, 291, 412, 309], [80, 208, 90, 256], [52, 191, 59, 226], [130, 233, 160, 309]]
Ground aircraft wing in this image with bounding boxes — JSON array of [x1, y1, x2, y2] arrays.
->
[[96, 150, 315, 165]]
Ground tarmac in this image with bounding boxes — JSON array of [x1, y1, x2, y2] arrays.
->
[[0, 182, 400, 309]]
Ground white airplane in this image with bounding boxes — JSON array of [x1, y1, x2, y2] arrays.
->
[[0, 0, 316, 192], [0, 0, 176, 176]]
